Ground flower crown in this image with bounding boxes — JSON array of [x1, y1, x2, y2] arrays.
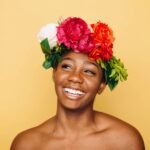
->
[[37, 17, 128, 90]]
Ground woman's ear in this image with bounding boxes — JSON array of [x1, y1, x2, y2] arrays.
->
[[97, 81, 107, 94]]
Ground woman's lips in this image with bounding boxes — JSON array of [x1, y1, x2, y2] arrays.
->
[[63, 88, 85, 100]]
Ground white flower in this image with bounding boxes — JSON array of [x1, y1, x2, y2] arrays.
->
[[37, 23, 58, 48]]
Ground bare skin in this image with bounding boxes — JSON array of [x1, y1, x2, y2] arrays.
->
[[11, 52, 145, 150]]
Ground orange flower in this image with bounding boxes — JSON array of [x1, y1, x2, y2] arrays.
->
[[89, 21, 115, 60]]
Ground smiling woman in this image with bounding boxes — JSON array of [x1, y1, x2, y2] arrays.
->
[[10, 17, 145, 150]]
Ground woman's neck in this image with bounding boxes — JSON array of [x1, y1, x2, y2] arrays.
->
[[53, 105, 97, 137]]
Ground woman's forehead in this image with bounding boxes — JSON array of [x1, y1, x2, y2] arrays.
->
[[61, 51, 101, 69], [62, 51, 96, 63]]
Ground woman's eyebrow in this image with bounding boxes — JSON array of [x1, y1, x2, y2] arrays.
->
[[61, 57, 73, 62], [84, 61, 99, 69]]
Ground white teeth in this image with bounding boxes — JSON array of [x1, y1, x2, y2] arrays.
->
[[64, 88, 85, 95]]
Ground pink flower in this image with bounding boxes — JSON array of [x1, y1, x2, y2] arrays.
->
[[57, 17, 94, 53]]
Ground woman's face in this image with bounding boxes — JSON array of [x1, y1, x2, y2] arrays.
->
[[53, 51, 106, 110]]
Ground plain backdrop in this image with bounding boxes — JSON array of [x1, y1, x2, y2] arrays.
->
[[0, 0, 150, 149]]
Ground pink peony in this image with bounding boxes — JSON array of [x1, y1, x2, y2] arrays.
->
[[57, 17, 94, 53]]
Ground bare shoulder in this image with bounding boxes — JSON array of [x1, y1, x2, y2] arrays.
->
[[10, 127, 40, 150], [10, 117, 56, 150], [95, 111, 145, 150]]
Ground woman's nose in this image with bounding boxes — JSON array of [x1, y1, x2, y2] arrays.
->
[[68, 72, 83, 84]]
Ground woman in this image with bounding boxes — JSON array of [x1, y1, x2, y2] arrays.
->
[[11, 17, 145, 150]]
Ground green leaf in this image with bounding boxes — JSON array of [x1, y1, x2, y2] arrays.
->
[[100, 61, 107, 69], [40, 38, 51, 54], [42, 60, 52, 69], [108, 79, 119, 91], [109, 69, 116, 77]]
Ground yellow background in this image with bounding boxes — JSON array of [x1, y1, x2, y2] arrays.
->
[[0, 0, 150, 149]]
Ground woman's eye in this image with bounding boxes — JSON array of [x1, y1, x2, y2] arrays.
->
[[61, 64, 71, 70], [84, 70, 96, 75]]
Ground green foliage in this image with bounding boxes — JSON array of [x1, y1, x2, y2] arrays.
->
[[100, 56, 128, 90], [40, 39, 70, 69]]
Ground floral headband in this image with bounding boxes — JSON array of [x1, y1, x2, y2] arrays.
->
[[37, 17, 128, 90]]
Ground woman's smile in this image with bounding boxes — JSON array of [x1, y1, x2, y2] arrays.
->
[[63, 87, 86, 100]]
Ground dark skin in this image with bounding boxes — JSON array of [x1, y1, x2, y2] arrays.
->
[[11, 52, 145, 150]]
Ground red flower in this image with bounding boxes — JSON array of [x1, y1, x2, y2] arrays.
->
[[89, 21, 115, 60], [57, 17, 94, 53], [89, 43, 113, 60]]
